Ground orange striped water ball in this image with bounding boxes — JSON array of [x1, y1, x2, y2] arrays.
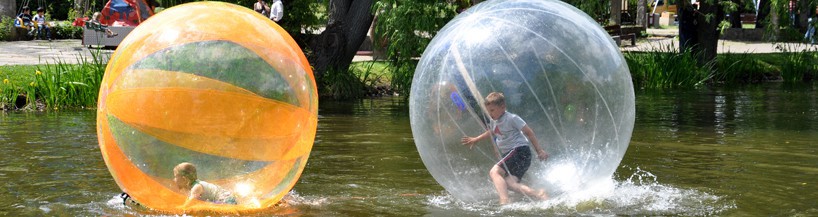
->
[[95, 2, 317, 213]]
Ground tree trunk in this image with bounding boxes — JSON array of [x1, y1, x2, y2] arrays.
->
[[729, 0, 743, 28], [770, 1, 779, 41], [1, 0, 15, 18], [636, 0, 647, 28], [678, 0, 697, 51], [756, 0, 771, 28], [308, 0, 375, 79], [798, 0, 811, 31], [611, 0, 622, 25], [694, 1, 721, 65], [679, 0, 720, 66]]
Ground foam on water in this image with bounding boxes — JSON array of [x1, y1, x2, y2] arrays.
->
[[426, 168, 736, 216]]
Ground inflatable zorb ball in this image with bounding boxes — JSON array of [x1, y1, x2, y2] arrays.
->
[[410, 0, 635, 202], [96, 2, 317, 213]]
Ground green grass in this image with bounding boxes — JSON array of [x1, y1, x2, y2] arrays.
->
[[0, 51, 107, 110], [0, 65, 41, 84], [350, 61, 392, 87]]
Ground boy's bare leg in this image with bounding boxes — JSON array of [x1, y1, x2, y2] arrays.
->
[[489, 165, 510, 204], [505, 176, 549, 200]]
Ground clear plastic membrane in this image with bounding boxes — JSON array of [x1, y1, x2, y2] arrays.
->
[[410, 0, 635, 202], [425, 170, 735, 215]]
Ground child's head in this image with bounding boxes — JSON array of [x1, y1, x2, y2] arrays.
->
[[22, 6, 30, 14], [173, 162, 197, 189], [92, 12, 101, 21], [36, 7, 44, 15], [484, 92, 506, 120]]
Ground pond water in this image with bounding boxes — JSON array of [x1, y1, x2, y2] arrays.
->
[[1, 83, 817, 216]]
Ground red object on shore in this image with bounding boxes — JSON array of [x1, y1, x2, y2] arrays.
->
[[99, 0, 154, 26], [72, 17, 89, 27]]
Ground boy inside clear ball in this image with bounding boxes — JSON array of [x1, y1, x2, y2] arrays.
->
[[461, 92, 549, 204], [173, 162, 237, 208]]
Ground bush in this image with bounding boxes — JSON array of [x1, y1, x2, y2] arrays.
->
[[0, 16, 14, 41], [52, 21, 82, 39]]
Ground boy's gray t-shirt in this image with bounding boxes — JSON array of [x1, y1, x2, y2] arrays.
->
[[490, 111, 529, 154]]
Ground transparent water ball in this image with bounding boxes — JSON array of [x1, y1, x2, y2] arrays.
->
[[409, 0, 635, 202]]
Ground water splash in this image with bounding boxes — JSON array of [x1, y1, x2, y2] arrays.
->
[[285, 190, 330, 207], [426, 168, 735, 216]]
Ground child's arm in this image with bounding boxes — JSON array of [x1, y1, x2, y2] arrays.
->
[[180, 184, 204, 210], [461, 130, 491, 149], [521, 125, 548, 160]]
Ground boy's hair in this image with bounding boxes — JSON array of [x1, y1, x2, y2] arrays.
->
[[174, 162, 197, 181], [37, 7, 44, 12], [484, 92, 505, 107], [22, 6, 30, 11]]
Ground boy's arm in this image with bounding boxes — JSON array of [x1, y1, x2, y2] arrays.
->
[[180, 184, 204, 210], [521, 125, 548, 160], [461, 130, 491, 149]]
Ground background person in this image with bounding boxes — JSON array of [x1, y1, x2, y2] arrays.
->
[[32, 7, 50, 41], [269, 0, 283, 22]]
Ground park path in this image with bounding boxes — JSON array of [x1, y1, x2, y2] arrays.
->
[[0, 40, 113, 66], [1, 36, 817, 66], [624, 37, 818, 53]]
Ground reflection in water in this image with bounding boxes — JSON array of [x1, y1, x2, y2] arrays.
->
[[0, 84, 817, 216]]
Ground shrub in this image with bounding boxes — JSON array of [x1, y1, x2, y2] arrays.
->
[[52, 21, 83, 39], [0, 16, 14, 41]]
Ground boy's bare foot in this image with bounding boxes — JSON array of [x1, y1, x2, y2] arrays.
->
[[499, 198, 510, 205]]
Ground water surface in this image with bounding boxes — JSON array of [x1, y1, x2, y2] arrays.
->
[[1, 84, 817, 216]]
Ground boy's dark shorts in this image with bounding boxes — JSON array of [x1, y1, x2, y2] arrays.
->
[[496, 146, 532, 179]]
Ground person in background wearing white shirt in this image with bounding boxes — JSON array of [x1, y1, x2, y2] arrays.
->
[[269, 0, 283, 22], [32, 7, 50, 41]]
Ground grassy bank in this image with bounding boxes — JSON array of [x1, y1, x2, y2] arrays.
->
[[625, 47, 818, 89], [2, 50, 816, 110], [0, 52, 105, 110], [320, 61, 394, 99]]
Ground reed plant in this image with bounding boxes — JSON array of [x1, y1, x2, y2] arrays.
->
[[774, 44, 818, 82], [350, 61, 391, 89], [714, 53, 774, 84], [0, 78, 21, 110], [624, 44, 713, 90], [320, 67, 366, 99], [0, 50, 107, 110]]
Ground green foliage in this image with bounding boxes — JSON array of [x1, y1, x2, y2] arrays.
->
[[279, 0, 326, 38], [562, 0, 610, 24], [373, 0, 458, 97], [322, 61, 395, 99], [350, 61, 391, 88], [714, 53, 774, 84], [774, 44, 818, 82], [0, 50, 108, 110], [321, 67, 366, 100], [52, 21, 83, 39], [624, 45, 713, 89], [0, 16, 13, 41], [627, 48, 818, 90]]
